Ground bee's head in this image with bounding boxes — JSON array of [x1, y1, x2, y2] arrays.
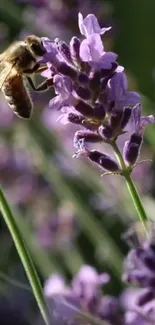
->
[[25, 35, 46, 57]]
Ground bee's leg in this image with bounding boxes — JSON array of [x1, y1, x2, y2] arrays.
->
[[27, 76, 53, 92], [24, 63, 40, 74], [34, 65, 48, 74], [24, 64, 47, 74]]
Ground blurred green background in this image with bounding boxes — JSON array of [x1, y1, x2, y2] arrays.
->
[[0, 0, 155, 324]]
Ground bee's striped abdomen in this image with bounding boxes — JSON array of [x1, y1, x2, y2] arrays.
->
[[2, 74, 33, 119]]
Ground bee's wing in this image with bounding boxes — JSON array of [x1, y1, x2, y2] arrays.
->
[[0, 62, 15, 89]]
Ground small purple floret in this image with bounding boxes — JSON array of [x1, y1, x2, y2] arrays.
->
[[78, 13, 111, 38]]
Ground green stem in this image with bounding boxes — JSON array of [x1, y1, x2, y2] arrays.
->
[[0, 186, 50, 325], [112, 142, 148, 233]]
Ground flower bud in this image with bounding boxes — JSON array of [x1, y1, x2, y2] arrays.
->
[[123, 133, 142, 166], [101, 62, 118, 78], [89, 71, 101, 91], [68, 113, 84, 125], [110, 109, 123, 130], [130, 133, 142, 145], [74, 130, 102, 148], [137, 289, 155, 306], [75, 100, 94, 117], [93, 103, 105, 120], [99, 155, 120, 172], [124, 142, 139, 166], [58, 62, 77, 80], [75, 86, 91, 100], [136, 248, 155, 272], [88, 150, 120, 172], [77, 72, 89, 85], [108, 100, 115, 113], [99, 125, 114, 140], [100, 77, 109, 91], [70, 37, 81, 64], [121, 107, 132, 129], [55, 38, 73, 64]]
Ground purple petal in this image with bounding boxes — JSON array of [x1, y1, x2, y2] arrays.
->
[[98, 273, 110, 285], [120, 288, 141, 309], [72, 265, 99, 285], [57, 106, 77, 124], [115, 65, 124, 73], [41, 37, 65, 66], [140, 115, 155, 131], [49, 83, 74, 110], [79, 34, 103, 62], [72, 265, 101, 302], [78, 13, 86, 37], [49, 95, 64, 110], [49, 296, 82, 325], [57, 114, 69, 125], [79, 39, 92, 62], [133, 103, 142, 127], [41, 37, 57, 54], [100, 26, 112, 35], [41, 63, 53, 78], [78, 13, 111, 37], [109, 72, 128, 101], [99, 51, 118, 69], [50, 94, 75, 110], [73, 147, 89, 159], [41, 68, 51, 79], [44, 275, 66, 297], [54, 75, 73, 96], [40, 52, 57, 65], [41, 38, 59, 64], [123, 91, 141, 107], [122, 72, 128, 90]]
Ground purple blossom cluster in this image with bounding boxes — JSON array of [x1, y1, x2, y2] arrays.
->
[[122, 238, 155, 324], [44, 265, 122, 325], [41, 13, 155, 175], [44, 235, 155, 325], [0, 4, 155, 325]]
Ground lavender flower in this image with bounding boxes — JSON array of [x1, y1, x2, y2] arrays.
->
[[41, 12, 155, 176], [122, 231, 155, 325], [123, 241, 155, 289], [44, 237, 155, 325], [44, 265, 122, 325]]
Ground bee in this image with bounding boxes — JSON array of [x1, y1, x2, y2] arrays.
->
[[0, 35, 52, 119]]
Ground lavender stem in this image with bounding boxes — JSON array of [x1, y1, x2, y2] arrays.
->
[[0, 185, 50, 325], [112, 142, 148, 233]]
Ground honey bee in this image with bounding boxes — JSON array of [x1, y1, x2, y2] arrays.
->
[[0, 35, 51, 119]]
